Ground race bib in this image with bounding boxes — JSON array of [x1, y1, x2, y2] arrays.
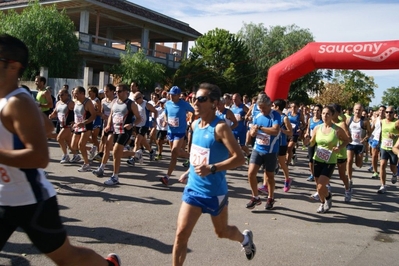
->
[[256, 132, 270, 146], [113, 113, 124, 125], [382, 138, 393, 148], [234, 114, 241, 121], [57, 113, 66, 126], [316, 147, 332, 162], [351, 132, 361, 141], [291, 123, 297, 129], [168, 117, 179, 127], [75, 114, 84, 123], [190, 144, 210, 166]]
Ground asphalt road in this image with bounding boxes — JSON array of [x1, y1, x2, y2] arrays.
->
[[1, 140, 398, 266]]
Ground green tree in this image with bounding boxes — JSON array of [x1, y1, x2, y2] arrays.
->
[[328, 70, 376, 107], [0, 1, 79, 79], [381, 86, 399, 107], [112, 49, 165, 91], [237, 23, 324, 103], [174, 28, 256, 95]]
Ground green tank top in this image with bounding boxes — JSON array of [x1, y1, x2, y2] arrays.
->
[[313, 124, 338, 164], [36, 90, 49, 112], [335, 121, 347, 159], [381, 119, 398, 150]]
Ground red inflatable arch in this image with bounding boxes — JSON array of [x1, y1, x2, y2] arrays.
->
[[265, 40, 399, 100]]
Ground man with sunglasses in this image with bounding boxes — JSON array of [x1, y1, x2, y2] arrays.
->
[[160, 86, 194, 186], [377, 106, 399, 194], [0, 34, 121, 266]]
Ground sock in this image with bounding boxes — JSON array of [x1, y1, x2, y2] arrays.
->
[[241, 234, 249, 246], [326, 193, 332, 200], [100, 164, 105, 170], [113, 174, 118, 179]]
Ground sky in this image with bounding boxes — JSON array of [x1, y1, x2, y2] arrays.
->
[[131, 0, 399, 106]]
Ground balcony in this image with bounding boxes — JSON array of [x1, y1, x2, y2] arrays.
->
[[76, 32, 181, 69]]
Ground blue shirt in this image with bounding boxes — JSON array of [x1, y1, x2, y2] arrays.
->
[[165, 100, 194, 134], [253, 110, 281, 154], [287, 111, 301, 136], [230, 103, 247, 132], [279, 113, 288, 146], [187, 117, 229, 196]]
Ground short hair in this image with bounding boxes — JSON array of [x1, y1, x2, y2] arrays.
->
[[36, 76, 46, 85], [75, 86, 85, 94], [58, 88, 68, 95], [88, 86, 98, 97], [257, 93, 272, 106], [63, 84, 69, 90], [105, 83, 116, 91], [117, 83, 129, 91], [273, 99, 286, 111], [0, 34, 29, 76], [197, 83, 221, 102]]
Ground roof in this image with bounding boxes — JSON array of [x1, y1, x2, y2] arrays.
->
[[0, 0, 202, 38]]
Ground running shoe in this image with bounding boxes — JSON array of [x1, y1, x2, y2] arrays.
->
[[246, 197, 261, 209], [135, 149, 143, 164], [60, 154, 70, 164], [149, 150, 155, 161], [364, 155, 368, 163], [283, 178, 292, 192], [104, 175, 119, 186], [306, 175, 314, 182], [344, 189, 352, 203], [317, 203, 325, 213], [265, 198, 275, 210], [92, 167, 104, 177], [371, 172, 379, 179], [310, 192, 319, 201], [160, 175, 169, 186], [367, 166, 373, 173], [391, 174, 397, 184], [377, 185, 387, 194], [324, 194, 332, 212], [257, 186, 268, 195], [155, 154, 162, 161], [123, 145, 131, 151], [106, 253, 121, 266], [242, 230, 256, 260], [70, 154, 81, 163], [182, 160, 190, 167], [77, 164, 91, 172], [92, 153, 103, 162], [127, 157, 135, 166], [89, 146, 97, 160]]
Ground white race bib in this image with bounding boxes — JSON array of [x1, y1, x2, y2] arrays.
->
[[256, 132, 270, 146], [316, 147, 332, 162], [190, 144, 210, 166], [168, 117, 179, 127], [382, 138, 393, 148]]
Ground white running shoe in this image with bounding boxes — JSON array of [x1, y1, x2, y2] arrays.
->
[[104, 176, 119, 186], [135, 149, 143, 164], [70, 154, 82, 163], [60, 154, 70, 164], [77, 164, 91, 172]]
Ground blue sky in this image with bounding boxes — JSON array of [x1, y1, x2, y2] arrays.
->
[[132, 0, 399, 105]]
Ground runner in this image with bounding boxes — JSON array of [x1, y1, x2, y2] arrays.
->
[[172, 83, 255, 265], [0, 33, 120, 266]]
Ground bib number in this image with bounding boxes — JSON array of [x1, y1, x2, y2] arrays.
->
[[190, 144, 210, 166], [316, 147, 332, 162], [256, 133, 270, 146], [168, 117, 179, 127], [0, 167, 10, 183], [382, 138, 393, 148]]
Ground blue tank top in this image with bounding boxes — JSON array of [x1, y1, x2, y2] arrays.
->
[[253, 110, 281, 153], [230, 103, 246, 132], [287, 111, 301, 136], [165, 100, 194, 134], [187, 117, 228, 196], [309, 117, 323, 137]]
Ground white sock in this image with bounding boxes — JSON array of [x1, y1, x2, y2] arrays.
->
[[241, 234, 249, 246]]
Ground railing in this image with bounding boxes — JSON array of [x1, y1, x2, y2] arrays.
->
[[75, 32, 181, 68]]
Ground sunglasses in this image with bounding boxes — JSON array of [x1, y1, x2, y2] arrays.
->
[[0, 58, 16, 63], [116, 90, 124, 94], [134, 96, 142, 101], [194, 96, 208, 103], [386, 111, 394, 114]]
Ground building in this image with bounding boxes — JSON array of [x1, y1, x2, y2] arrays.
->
[[0, 0, 201, 89]]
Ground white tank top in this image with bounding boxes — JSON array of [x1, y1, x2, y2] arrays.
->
[[349, 118, 363, 145], [136, 100, 148, 127], [0, 88, 56, 206], [371, 117, 382, 141]]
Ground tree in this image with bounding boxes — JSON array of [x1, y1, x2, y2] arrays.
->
[[327, 70, 376, 107], [381, 86, 399, 107], [0, 1, 79, 79], [174, 28, 256, 96], [237, 23, 325, 103], [112, 49, 165, 91], [314, 82, 354, 108]]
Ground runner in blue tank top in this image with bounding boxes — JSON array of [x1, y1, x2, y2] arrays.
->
[[286, 101, 305, 165], [246, 93, 281, 210], [230, 93, 250, 157], [173, 83, 256, 264]]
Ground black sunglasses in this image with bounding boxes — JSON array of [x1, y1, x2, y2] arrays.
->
[[194, 96, 208, 103], [386, 111, 394, 114], [116, 90, 124, 93], [134, 96, 142, 100]]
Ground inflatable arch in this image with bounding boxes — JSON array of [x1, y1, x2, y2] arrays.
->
[[265, 40, 399, 100]]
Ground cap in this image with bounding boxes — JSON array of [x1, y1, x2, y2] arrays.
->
[[99, 89, 104, 94], [160, 98, 167, 103], [169, 86, 181, 95]]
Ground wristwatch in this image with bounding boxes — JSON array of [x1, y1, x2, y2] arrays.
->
[[210, 164, 217, 174]]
